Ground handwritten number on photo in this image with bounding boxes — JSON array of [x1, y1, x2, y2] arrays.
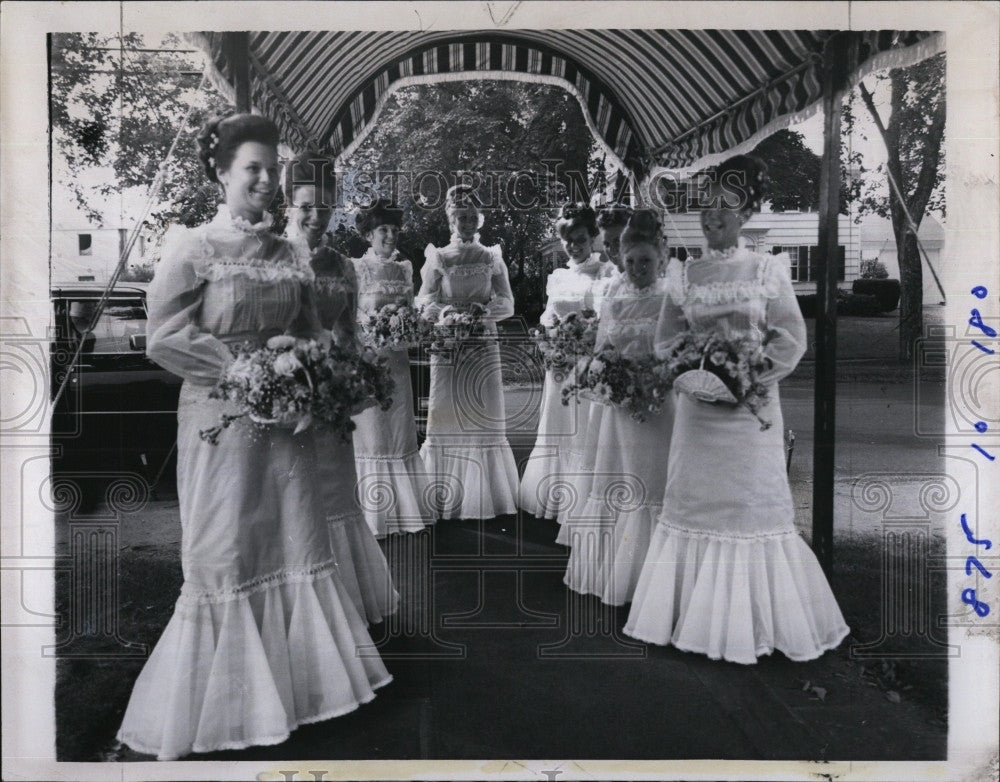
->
[[966, 557, 993, 579], [961, 514, 992, 549]]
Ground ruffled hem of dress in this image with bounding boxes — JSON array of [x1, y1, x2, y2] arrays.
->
[[116, 566, 392, 760], [420, 439, 519, 520], [562, 505, 658, 606], [517, 449, 564, 519], [328, 513, 400, 624], [354, 450, 437, 537], [623, 521, 850, 665]]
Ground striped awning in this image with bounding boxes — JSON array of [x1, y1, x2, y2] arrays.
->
[[189, 28, 943, 173]]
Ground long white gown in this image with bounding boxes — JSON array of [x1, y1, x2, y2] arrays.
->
[[416, 234, 519, 520], [560, 273, 676, 606], [624, 249, 850, 664], [309, 245, 399, 625], [117, 208, 391, 760], [351, 248, 435, 537], [518, 253, 615, 520]]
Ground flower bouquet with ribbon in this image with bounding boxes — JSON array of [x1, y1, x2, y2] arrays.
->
[[200, 335, 394, 444], [560, 346, 655, 422], [426, 302, 490, 358], [529, 308, 600, 382], [654, 329, 774, 429], [359, 300, 432, 352]]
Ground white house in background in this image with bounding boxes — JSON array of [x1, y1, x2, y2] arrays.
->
[[50, 178, 156, 284], [542, 205, 863, 295], [858, 214, 945, 305]]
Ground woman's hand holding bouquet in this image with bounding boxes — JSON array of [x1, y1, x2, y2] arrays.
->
[[427, 301, 489, 357], [360, 298, 431, 352], [200, 334, 395, 444], [530, 309, 600, 382], [560, 346, 656, 422], [653, 329, 774, 429]]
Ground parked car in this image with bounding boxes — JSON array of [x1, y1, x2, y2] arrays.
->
[[50, 283, 181, 510]]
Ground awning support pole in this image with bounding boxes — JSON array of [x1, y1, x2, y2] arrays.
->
[[812, 33, 856, 576], [224, 32, 251, 112]]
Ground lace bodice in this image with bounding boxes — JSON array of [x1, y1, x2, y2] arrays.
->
[[539, 254, 616, 327], [595, 274, 673, 358], [415, 237, 514, 328], [352, 249, 415, 316], [146, 207, 321, 385], [654, 248, 806, 384]]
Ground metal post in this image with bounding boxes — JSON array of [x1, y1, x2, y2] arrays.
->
[[812, 33, 855, 575], [224, 32, 251, 112]]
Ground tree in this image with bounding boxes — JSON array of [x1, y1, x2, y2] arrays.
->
[[49, 33, 230, 239], [844, 53, 946, 362], [335, 81, 605, 322], [750, 129, 852, 213]]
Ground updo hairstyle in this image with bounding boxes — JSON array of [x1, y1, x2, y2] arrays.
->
[[708, 154, 768, 212], [445, 183, 484, 228], [355, 198, 404, 235], [196, 114, 281, 183], [596, 203, 633, 231], [620, 209, 664, 253], [283, 151, 338, 210], [555, 201, 599, 240]]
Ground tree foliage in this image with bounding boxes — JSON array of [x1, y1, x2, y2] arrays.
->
[[50, 33, 230, 236], [843, 53, 946, 361]]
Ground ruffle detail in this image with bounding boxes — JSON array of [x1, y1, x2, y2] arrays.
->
[[327, 514, 399, 625], [623, 522, 850, 665], [116, 566, 392, 760], [420, 439, 519, 520], [518, 448, 564, 520], [216, 205, 275, 235], [354, 450, 436, 537], [562, 504, 659, 606], [680, 251, 789, 305], [194, 257, 315, 285]]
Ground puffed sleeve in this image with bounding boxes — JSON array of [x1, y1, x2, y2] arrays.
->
[[145, 226, 233, 385], [653, 259, 688, 359], [758, 254, 807, 384], [286, 242, 327, 343], [399, 258, 416, 305], [484, 245, 514, 322], [592, 278, 617, 352], [415, 244, 444, 321], [539, 268, 563, 328]]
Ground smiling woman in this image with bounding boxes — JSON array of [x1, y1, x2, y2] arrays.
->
[[114, 113, 392, 761]]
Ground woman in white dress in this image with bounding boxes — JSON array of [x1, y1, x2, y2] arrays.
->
[[351, 199, 435, 537], [117, 117, 390, 760], [561, 210, 676, 606], [416, 184, 519, 520], [554, 203, 633, 530], [519, 202, 614, 521], [284, 154, 398, 625], [624, 155, 849, 664]]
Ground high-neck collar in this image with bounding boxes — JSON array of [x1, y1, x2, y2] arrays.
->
[[568, 252, 603, 274], [361, 247, 402, 263], [450, 232, 481, 246], [215, 205, 274, 235], [703, 245, 741, 261]]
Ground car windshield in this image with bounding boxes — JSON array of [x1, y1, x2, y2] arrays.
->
[[66, 297, 147, 353]]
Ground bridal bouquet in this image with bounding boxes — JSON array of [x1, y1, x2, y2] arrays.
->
[[426, 302, 490, 357], [200, 335, 395, 445], [359, 300, 431, 351], [561, 346, 656, 422], [530, 309, 600, 382], [654, 329, 774, 429]]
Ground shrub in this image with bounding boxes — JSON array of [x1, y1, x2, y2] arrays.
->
[[859, 259, 890, 279], [838, 290, 881, 317], [796, 294, 817, 318], [852, 278, 901, 312]]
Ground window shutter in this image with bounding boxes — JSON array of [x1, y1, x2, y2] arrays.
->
[[837, 245, 846, 281]]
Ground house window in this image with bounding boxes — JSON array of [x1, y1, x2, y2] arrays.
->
[[78, 234, 92, 256], [771, 245, 845, 282]]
